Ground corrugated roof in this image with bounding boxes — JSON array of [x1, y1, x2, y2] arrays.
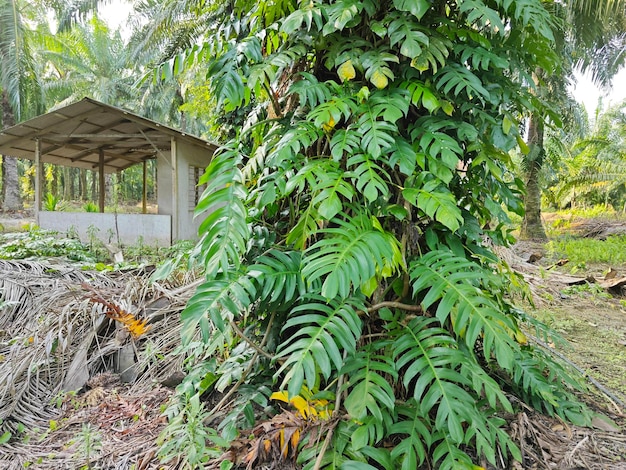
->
[[0, 97, 218, 173]]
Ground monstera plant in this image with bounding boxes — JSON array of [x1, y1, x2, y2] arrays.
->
[[159, 0, 592, 468]]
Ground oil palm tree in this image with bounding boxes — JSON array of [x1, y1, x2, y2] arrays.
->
[[0, 0, 46, 210], [519, 0, 626, 239], [552, 100, 626, 208], [0, 0, 110, 211], [39, 16, 135, 107]]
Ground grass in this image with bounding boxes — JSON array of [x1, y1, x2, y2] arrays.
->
[[546, 235, 626, 266], [530, 208, 626, 398]]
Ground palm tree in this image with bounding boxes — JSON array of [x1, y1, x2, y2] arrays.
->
[[519, 0, 626, 239], [39, 16, 134, 107], [552, 100, 626, 208], [0, 0, 47, 210], [0, 0, 111, 211]]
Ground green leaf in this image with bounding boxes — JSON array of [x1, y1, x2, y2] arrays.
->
[[435, 64, 491, 102], [342, 349, 397, 422], [409, 250, 521, 370], [389, 137, 419, 175], [421, 89, 439, 113], [331, 129, 362, 160], [276, 296, 364, 396], [361, 50, 398, 90], [393, 0, 431, 19], [302, 213, 401, 299], [403, 181, 463, 232], [340, 462, 379, 470], [346, 153, 390, 203], [195, 148, 250, 277], [356, 103, 398, 159], [182, 271, 256, 340], [286, 202, 320, 250], [389, 400, 432, 469], [388, 17, 430, 60], [393, 317, 475, 443], [248, 250, 304, 305]]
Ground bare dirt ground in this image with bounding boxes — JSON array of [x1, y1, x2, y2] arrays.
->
[[0, 210, 35, 231]]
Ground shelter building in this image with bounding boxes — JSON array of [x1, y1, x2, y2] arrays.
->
[[0, 98, 218, 246]]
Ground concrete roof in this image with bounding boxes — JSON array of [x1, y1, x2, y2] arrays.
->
[[0, 97, 218, 173]]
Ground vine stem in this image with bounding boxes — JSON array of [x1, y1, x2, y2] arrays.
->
[[203, 312, 276, 422], [229, 319, 275, 360], [367, 301, 425, 314], [312, 426, 334, 470], [313, 350, 347, 470]]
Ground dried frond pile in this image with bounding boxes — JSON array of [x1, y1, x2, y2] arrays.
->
[[0, 260, 198, 469]]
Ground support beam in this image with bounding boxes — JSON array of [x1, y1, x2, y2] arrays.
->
[[34, 139, 42, 224], [99, 148, 105, 213], [142, 160, 147, 214], [171, 137, 178, 241]]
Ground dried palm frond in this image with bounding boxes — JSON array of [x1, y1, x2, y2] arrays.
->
[[0, 259, 200, 469]]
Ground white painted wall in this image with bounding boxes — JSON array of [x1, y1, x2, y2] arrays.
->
[[39, 211, 172, 246], [175, 139, 214, 240]]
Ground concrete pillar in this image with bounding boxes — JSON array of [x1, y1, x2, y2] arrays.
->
[[99, 148, 105, 212]]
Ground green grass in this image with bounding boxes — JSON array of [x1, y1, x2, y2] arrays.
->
[[546, 235, 626, 265], [545, 205, 626, 222]]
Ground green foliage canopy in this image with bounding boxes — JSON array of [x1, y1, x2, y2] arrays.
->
[[162, 0, 592, 468]]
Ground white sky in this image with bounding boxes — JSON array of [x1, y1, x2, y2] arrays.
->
[[100, 0, 625, 116], [570, 67, 626, 116], [98, 0, 134, 31]]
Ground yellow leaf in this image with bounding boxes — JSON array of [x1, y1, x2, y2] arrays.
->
[[279, 429, 287, 458], [370, 69, 389, 89], [270, 391, 290, 403], [360, 276, 378, 296], [514, 329, 528, 345], [440, 100, 454, 116], [289, 395, 313, 419], [411, 55, 430, 72], [337, 60, 356, 82], [322, 115, 335, 132], [290, 428, 301, 450]]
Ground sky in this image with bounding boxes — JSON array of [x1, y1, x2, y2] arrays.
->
[[570, 68, 626, 116], [99, 0, 625, 116]]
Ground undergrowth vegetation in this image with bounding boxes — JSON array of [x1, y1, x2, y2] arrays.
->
[[0, 228, 102, 263], [152, 0, 597, 469], [547, 235, 626, 266], [0, 227, 191, 269]]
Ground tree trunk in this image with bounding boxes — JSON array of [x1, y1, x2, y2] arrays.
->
[[520, 112, 547, 240], [105, 173, 114, 206], [1, 91, 22, 211], [51, 165, 59, 197], [63, 167, 72, 200], [91, 170, 97, 201], [80, 169, 88, 201]]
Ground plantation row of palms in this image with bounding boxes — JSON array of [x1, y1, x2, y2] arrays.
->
[[1, 0, 626, 468]]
